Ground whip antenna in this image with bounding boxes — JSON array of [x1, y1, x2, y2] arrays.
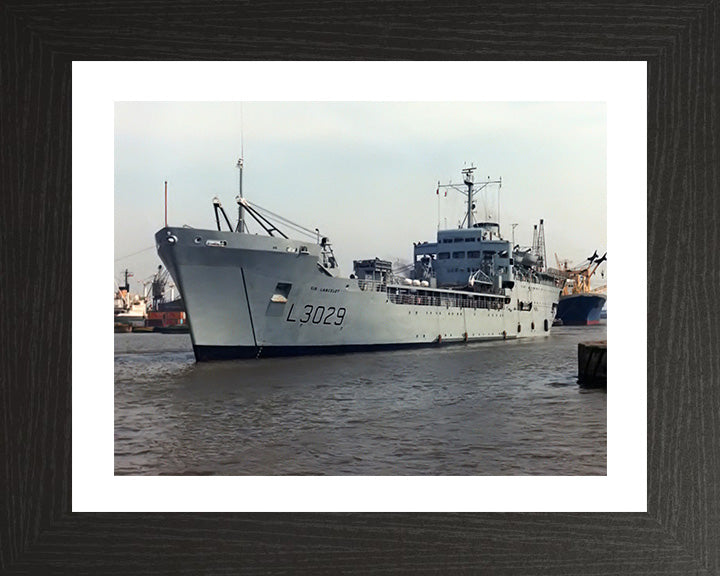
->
[[236, 104, 246, 233]]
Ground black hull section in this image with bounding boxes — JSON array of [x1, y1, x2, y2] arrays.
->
[[556, 293, 606, 326], [193, 337, 507, 361]]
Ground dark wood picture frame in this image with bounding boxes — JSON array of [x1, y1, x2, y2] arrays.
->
[[2, 2, 718, 574]]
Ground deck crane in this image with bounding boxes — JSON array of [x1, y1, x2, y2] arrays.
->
[[554, 252, 607, 296], [150, 265, 170, 310]]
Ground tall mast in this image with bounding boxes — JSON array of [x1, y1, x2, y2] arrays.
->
[[235, 104, 246, 233], [536, 218, 547, 270], [236, 156, 245, 233], [462, 166, 475, 228]]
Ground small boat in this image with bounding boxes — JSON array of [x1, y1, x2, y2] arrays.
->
[[156, 324, 190, 334], [131, 326, 155, 333]]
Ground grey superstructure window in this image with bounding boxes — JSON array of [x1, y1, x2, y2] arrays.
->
[[452, 251, 465, 259]]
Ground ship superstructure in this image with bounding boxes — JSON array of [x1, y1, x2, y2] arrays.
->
[[155, 164, 560, 361]]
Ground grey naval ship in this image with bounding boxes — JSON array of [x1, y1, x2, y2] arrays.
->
[[156, 164, 560, 361]]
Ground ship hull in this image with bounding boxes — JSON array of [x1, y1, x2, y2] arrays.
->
[[193, 339, 515, 361], [157, 227, 560, 361], [556, 293, 606, 325]]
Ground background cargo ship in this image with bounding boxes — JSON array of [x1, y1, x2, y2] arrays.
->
[[114, 269, 147, 328], [156, 164, 560, 361], [553, 251, 607, 325], [114, 266, 189, 332]]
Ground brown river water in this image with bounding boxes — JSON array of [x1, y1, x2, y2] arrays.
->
[[115, 322, 606, 475]]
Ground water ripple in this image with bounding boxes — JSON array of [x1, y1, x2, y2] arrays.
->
[[115, 326, 607, 475]]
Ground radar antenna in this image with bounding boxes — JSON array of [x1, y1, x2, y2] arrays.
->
[[437, 165, 502, 229]]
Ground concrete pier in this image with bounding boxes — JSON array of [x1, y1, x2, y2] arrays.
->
[[578, 340, 606, 388]]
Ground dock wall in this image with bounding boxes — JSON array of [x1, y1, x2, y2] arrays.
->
[[578, 340, 607, 388]]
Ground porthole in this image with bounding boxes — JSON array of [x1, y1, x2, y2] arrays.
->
[[194, 236, 202, 244]]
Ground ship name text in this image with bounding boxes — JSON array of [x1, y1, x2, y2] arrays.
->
[[310, 286, 341, 294]]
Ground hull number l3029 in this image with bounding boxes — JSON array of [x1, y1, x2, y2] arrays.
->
[[286, 304, 346, 325]]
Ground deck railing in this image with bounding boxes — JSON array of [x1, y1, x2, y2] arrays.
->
[[385, 291, 503, 310], [355, 275, 514, 310]]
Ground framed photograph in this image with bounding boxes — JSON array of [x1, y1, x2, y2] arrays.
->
[[2, 2, 716, 574], [95, 65, 625, 511]]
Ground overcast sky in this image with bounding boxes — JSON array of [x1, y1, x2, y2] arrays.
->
[[115, 101, 606, 291]]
